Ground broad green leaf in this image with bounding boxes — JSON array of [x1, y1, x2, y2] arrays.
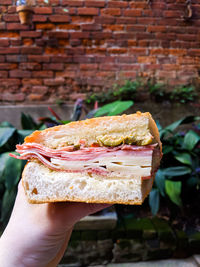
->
[[0, 121, 14, 128], [165, 180, 182, 206], [0, 153, 9, 182], [0, 188, 17, 224], [149, 188, 160, 215], [21, 112, 37, 130], [186, 176, 199, 187], [163, 145, 173, 154], [1, 152, 24, 191], [0, 127, 16, 148], [162, 166, 191, 177], [155, 170, 165, 197], [175, 153, 192, 166], [160, 116, 200, 139], [94, 100, 133, 117], [183, 130, 200, 151]]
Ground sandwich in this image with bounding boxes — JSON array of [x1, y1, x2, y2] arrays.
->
[[11, 112, 162, 205]]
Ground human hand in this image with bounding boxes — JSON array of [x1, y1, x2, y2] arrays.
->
[[0, 181, 110, 267]]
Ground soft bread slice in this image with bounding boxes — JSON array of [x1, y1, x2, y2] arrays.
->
[[22, 161, 155, 205], [24, 112, 162, 150]]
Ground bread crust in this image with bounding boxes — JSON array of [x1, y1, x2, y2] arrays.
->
[[24, 112, 162, 150]]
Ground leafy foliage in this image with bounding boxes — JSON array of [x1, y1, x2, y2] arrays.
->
[[149, 116, 200, 215], [86, 80, 141, 104]]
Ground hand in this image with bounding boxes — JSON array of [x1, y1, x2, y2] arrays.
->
[[0, 181, 110, 267]]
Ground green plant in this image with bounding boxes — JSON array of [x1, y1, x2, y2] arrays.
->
[[149, 116, 200, 215], [170, 86, 197, 103], [86, 79, 141, 104]]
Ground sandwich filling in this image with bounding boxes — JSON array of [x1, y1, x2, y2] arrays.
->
[[10, 142, 161, 180]]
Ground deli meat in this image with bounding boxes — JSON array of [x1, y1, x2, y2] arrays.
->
[[10, 143, 159, 178]]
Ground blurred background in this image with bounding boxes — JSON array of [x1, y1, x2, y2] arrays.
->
[[0, 0, 200, 266]]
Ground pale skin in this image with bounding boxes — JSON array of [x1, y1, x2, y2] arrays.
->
[[0, 181, 110, 267]]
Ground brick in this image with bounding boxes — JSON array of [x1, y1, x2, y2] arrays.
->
[[95, 16, 115, 24], [6, 55, 27, 62], [23, 39, 33, 46], [32, 15, 48, 22], [104, 25, 124, 32], [0, 63, 17, 70], [21, 47, 43, 55], [62, 1, 84, 7], [81, 24, 101, 31], [0, 56, 5, 62], [3, 14, 19, 22], [138, 56, 157, 64], [32, 71, 53, 78], [11, 39, 21, 46], [58, 24, 80, 30], [108, 1, 128, 8], [163, 10, 182, 17], [130, 2, 147, 9], [56, 70, 76, 78], [0, 40, 9, 47], [147, 26, 166, 33], [73, 56, 94, 63], [0, 48, 19, 54], [0, 0, 12, 5], [19, 62, 41, 70], [80, 63, 98, 70], [70, 39, 81, 46], [28, 94, 45, 101], [51, 55, 73, 63], [0, 71, 8, 78], [123, 71, 137, 78], [116, 18, 137, 24], [48, 31, 69, 38], [32, 86, 48, 94], [120, 64, 140, 71], [36, 24, 56, 30], [1, 93, 25, 102], [101, 8, 121, 16], [108, 48, 127, 54], [0, 78, 20, 86], [91, 32, 112, 39], [43, 63, 64, 71], [0, 22, 6, 30], [70, 32, 90, 39], [123, 10, 142, 17], [45, 47, 65, 54], [0, 32, 19, 38], [10, 70, 31, 78], [129, 48, 147, 55], [34, 7, 53, 14], [49, 15, 70, 22], [44, 78, 65, 86], [22, 78, 42, 86], [6, 23, 29, 30], [127, 25, 146, 32], [85, 1, 105, 7], [78, 8, 99, 16], [20, 31, 42, 38]]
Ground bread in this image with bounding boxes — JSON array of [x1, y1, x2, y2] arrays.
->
[[13, 112, 162, 204]]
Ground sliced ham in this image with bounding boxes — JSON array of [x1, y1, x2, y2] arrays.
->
[[10, 143, 158, 178]]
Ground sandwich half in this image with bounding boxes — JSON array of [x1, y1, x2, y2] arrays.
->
[[11, 112, 162, 205]]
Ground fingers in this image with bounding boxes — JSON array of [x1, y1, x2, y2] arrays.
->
[[47, 201, 112, 230]]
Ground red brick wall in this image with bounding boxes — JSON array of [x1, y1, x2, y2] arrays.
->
[[0, 0, 200, 103]]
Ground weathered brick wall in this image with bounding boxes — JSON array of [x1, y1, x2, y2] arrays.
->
[[0, 0, 200, 103]]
